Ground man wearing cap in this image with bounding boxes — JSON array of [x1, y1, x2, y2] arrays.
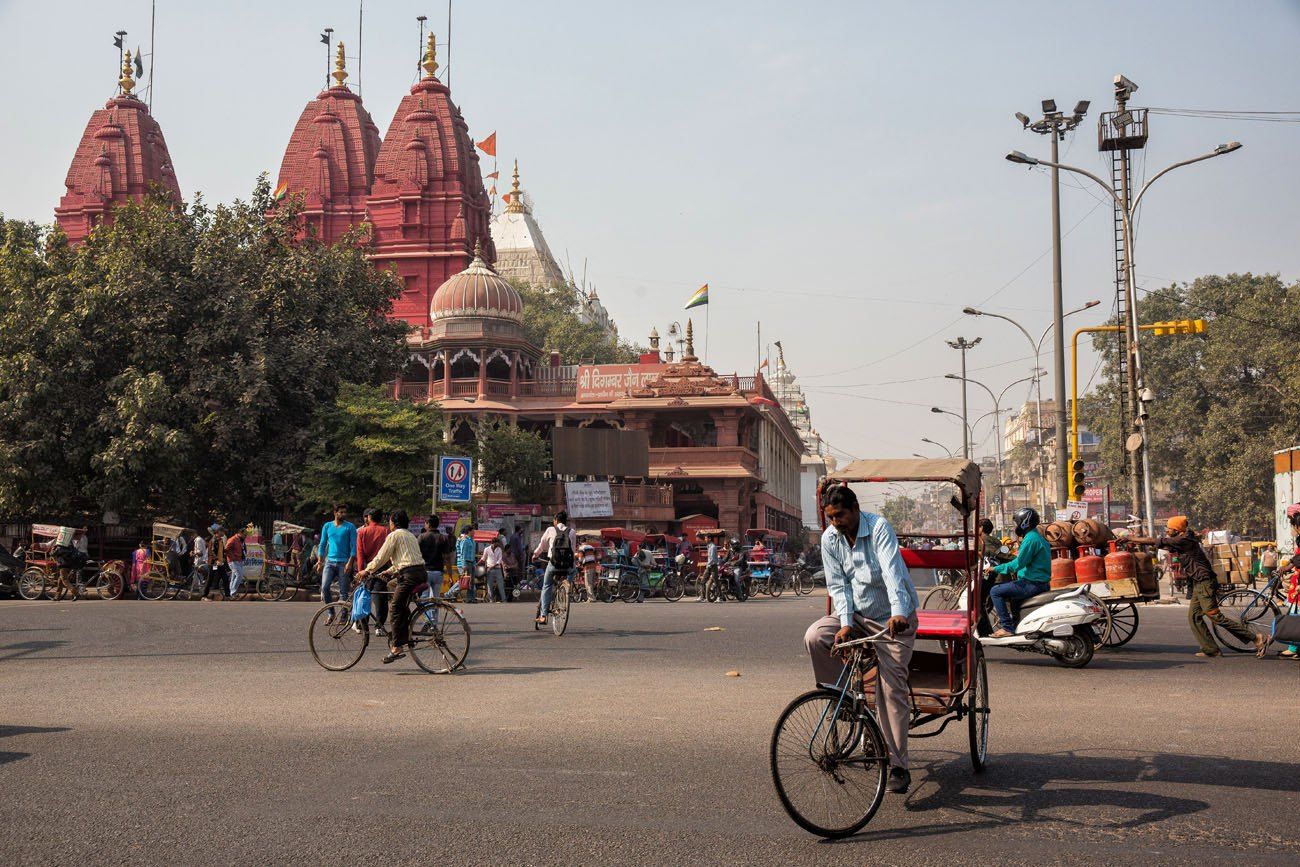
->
[[1137, 516, 1266, 658]]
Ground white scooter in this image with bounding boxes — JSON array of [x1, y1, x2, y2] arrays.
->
[[966, 579, 1106, 668]]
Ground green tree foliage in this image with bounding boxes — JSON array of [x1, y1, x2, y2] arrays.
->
[[297, 384, 445, 513], [474, 422, 551, 502], [1081, 274, 1300, 533], [514, 281, 641, 364], [0, 179, 407, 521], [880, 495, 922, 533]]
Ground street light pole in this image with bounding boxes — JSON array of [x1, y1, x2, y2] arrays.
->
[[946, 374, 1034, 527], [1006, 141, 1242, 534], [945, 337, 980, 458], [920, 437, 954, 458], [962, 300, 1099, 518], [1016, 99, 1089, 512]]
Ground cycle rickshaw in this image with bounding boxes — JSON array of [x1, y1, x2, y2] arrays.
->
[[640, 533, 687, 601], [264, 520, 310, 601], [743, 528, 789, 597], [17, 524, 122, 600], [770, 458, 990, 838], [598, 527, 647, 602]]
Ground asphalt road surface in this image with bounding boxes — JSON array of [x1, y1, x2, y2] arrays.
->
[[1, 593, 1296, 866]]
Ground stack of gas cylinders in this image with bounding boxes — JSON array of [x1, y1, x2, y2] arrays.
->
[[1041, 518, 1147, 590]]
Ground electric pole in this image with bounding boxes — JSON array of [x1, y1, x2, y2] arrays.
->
[[1016, 98, 1089, 510], [946, 337, 981, 458]]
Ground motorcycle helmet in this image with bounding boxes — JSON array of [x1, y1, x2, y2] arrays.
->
[[1012, 507, 1040, 537]]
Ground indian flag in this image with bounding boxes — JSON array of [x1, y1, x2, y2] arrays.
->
[[684, 283, 709, 310], [273, 181, 289, 202]]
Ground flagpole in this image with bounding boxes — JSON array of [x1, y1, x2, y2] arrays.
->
[[148, 0, 156, 110], [705, 304, 710, 363]]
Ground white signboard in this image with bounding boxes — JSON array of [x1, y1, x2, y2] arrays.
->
[[1057, 501, 1091, 522], [565, 481, 614, 519]]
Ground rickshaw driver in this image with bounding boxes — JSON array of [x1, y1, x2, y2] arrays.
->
[[804, 484, 919, 795]]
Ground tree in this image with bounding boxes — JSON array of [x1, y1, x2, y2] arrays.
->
[[1081, 274, 1300, 533], [297, 383, 445, 513], [0, 178, 408, 522], [514, 281, 641, 364], [880, 495, 922, 533], [474, 422, 551, 502]]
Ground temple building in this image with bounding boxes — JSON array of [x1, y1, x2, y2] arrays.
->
[[55, 50, 181, 245], [767, 342, 835, 532], [366, 32, 496, 328], [490, 161, 565, 288], [274, 42, 381, 245]]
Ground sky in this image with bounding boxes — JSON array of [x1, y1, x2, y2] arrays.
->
[[3, 0, 1298, 467]]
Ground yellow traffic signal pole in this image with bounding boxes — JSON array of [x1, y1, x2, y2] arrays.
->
[[1071, 320, 1206, 474]]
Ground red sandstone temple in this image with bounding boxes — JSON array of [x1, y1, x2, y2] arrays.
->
[[52, 34, 805, 537]]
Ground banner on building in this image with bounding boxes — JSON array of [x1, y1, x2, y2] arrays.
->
[[575, 364, 664, 402], [475, 504, 541, 532], [565, 481, 614, 519]]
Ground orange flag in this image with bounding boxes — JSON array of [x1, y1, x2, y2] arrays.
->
[[485, 170, 500, 180], [476, 132, 497, 157], [501, 192, 513, 204]]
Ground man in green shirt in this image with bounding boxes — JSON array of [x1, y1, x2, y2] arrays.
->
[[984, 507, 1051, 638]]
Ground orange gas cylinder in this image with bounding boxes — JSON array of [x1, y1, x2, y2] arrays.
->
[[1050, 551, 1076, 589], [1105, 542, 1137, 583], [1074, 549, 1106, 583]]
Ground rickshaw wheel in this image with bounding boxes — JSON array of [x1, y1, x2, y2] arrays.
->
[[277, 579, 298, 601], [18, 568, 45, 601], [137, 571, 169, 601], [260, 577, 286, 602], [618, 575, 639, 603], [968, 646, 989, 772], [1100, 602, 1138, 648], [97, 566, 125, 600], [661, 572, 684, 602], [923, 585, 960, 611], [770, 688, 888, 839]]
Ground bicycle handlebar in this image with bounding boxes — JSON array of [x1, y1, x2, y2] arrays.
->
[[832, 625, 898, 650]]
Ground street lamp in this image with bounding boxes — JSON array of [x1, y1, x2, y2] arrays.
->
[[946, 373, 1035, 526], [1005, 141, 1242, 534], [931, 407, 973, 458], [920, 437, 954, 458], [944, 337, 981, 458]]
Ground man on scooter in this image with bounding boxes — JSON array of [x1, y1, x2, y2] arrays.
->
[[984, 507, 1051, 639]]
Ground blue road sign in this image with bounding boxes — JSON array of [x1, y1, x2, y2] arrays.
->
[[438, 456, 472, 502]]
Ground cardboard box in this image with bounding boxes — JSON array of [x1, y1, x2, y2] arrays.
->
[[1234, 542, 1253, 560]]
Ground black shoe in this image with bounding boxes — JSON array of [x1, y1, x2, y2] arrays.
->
[[887, 767, 911, 794]]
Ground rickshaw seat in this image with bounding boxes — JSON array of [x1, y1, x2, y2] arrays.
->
[[901, 549, 972, 570], [915, 610, 969, 640]]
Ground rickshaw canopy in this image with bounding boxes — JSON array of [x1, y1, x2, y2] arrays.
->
[[827, 457, 981, 497], [151, 522, 187, 539], [695, 528, 728, 540], [31, 523, 86, 540], [273, 520, 309, 535], [600, 528, 646, 544], [744, 528, 788, 542]]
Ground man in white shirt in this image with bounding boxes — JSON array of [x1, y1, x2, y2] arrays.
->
[[357, 509, 427, 663], [478, 537, 508, 603], [191, 532, 209, 595], [533, 511, 578, 623]]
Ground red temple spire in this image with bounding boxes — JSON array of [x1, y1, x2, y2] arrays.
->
[[55, 49, 181, 245]]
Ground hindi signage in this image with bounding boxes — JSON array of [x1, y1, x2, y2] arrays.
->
[[575, 364, 664, 402], [565, 481, 614, 518]]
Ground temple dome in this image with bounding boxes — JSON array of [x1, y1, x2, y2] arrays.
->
[[430, 248, 523, 322]]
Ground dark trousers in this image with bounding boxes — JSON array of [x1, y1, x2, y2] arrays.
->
[[991, 578, 1048, 631], [367, 576, 390, 627], [1189, 580, 1254, 654], [387, 566, 426, 648], [201, 564, 228, 598]]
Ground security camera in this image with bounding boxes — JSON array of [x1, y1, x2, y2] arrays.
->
[[1139, 387, 1155, 402], [1137, 405, 1150, 421], [1114, 74, 1139, 95]]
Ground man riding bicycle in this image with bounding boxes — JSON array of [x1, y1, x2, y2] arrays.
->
[[533, 511, 577, 625], [356, 509, 427, 665]]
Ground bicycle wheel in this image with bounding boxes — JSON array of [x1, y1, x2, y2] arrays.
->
[[94, 566, 124, 600], [278, 580, 299, 601], [550, 583, 570, 636], [1100, 602, 1138, 648], [137, 571, 169, 601], [922, 584, 960, 611], [662, 572, 685, 602], [17, 568, 45, 601], [796, 569, 815, 596], [770, 689, 888, 839], [968, 647, 989, 772], [308, 602, 369, 671], [1212, 589, 1276, 653], [770, 574, 785, 598], [618, 574, 640, 603], [408, 601, 470, 673], [259, 576, 286, 602]]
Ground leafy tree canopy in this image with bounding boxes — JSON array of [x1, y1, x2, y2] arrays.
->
[[0, 178, 407, 522], [514, 281, 641, 364], [474, 422, 551, 503], [1081, 273, 1300, 534]]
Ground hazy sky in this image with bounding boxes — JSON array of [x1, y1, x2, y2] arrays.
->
[[4, 0, 1298, 465]]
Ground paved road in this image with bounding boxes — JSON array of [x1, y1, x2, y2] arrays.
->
[[1, 594, 1295, 866]]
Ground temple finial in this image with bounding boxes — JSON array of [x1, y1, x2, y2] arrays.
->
[[422, 31, 439, 78], [119, 49, 136, 95], [332, 41, 348, 87], [684, 319, 697, 360], [506, 159, 524, 213]]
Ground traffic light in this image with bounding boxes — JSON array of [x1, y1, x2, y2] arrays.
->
[[1071, 459, 1087, 499], [1151, 319, 1206, 336]]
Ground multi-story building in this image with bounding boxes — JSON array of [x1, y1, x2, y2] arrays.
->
[[766, 344, 833, 537]]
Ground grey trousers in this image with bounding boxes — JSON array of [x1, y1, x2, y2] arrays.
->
[[804, 612, 917, 770]]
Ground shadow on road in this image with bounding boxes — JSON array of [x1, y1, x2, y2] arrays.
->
[[824, 747, 1299, 844], [439, 665, 582, 677], [0, 724, 71, 766], [0, 640, 71, 661]]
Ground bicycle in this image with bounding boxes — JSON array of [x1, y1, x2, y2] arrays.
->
[[308, 580, 470, 673], [1212, 574, 1284, 653], [791, 563, 817, 596], [535, 575, 572, 637]]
